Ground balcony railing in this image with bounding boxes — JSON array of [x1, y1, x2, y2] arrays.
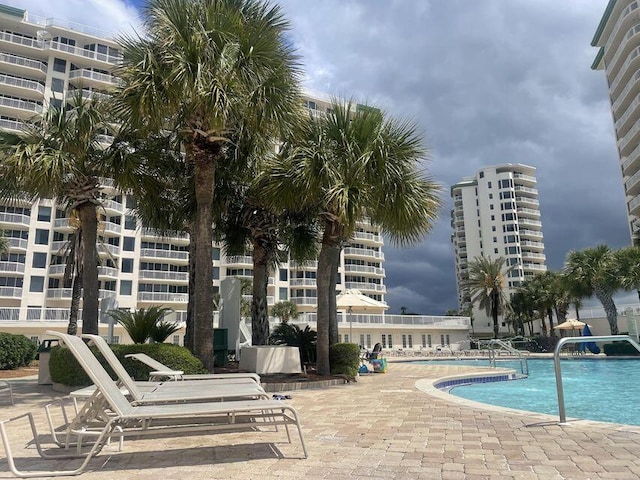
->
[[612, 68, 640, 114], [343, 264, 384, 275], [344, 282, 386, 292], [226, 255, 253, 265], [353, 231, 382, 242], [0, 95, 42, 114], [139, 248, 188, 260], [0, 287, 21, 298], [0, 213, 30, 225], [53, 218, 71, 229], [0, 52, 47, 74], [611, 45, 640, 94], [138, 270, 188, 281], [291, 297, 317, 306], [0, 30, 41, 49], [98, 266, 118, 277], [69, 69, 119, 85], [343, 247, 384, 260], [7, 238, 27, 250], [137, 292, 188, 303], [101, 221, 122, 235], [48, 41, 122, 65], [48, 264, 66, 275], [0, 117, 25, 132], [47, 288, 72, 299], [616, 94, 640, 132], [98, 244, 120, 256], [289, 278, 317, 287], [289, 260, 318, 269], [0, 73, 44, 94], [0, 260, 26, 273], [606, 8, 640, 71]]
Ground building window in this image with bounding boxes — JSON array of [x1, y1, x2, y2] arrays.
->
[[387, 334, 393, 349], [491, 215, 495, 221], [440, 334, 445, 346], [445, 335, 450, 346], [402, 334, 407, 348], [479, 172, 484, 178], [53, 58, 67, 73], [487, 181, 492, 188], [121, 258, 133, 273], [408, 335, 413, 348], [489, 204, 494, 210], [35, 229, 49, 245], [120, 280, 132, 295], [51, 78, 64, 93], [213, 267, 219, 279], [489, 193, 493, 199], [37, 206, 51, 222], [421, 334, 427, 348], [279, 287, 287, 300], [30, 276, 44, 293], [359, 334, 365, 348], [279, 269, 288, 281], [32, 252, 47, 268], [124, 215, 136, 230], [366, 334, 371, 349], [427, 335, 432, 347], [381, 334, 387, 348], [494, 248, 499, 254], [343, 334, 349, 343], [123, 236, 135, 251], [172, 335, 180, 345], [212, 247, 220, 260]]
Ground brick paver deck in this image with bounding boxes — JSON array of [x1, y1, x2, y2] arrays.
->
[[1, 362, 640, 479]]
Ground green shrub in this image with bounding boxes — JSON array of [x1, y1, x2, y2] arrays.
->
[[0, 332, 37, 369], [329, 343, 360, 378], [603, 342, 640, 356], [50, 342, 208, 386], [269, 323, 317, 365]]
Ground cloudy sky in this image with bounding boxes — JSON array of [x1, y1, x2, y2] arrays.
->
[[10, 0, 632, 314]]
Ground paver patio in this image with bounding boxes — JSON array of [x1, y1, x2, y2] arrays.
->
[[1, 362, 640, 479]]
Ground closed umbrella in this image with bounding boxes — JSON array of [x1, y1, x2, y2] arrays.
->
[[336, 289, 388, 343]]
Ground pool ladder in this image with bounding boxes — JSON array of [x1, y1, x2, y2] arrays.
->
[[554, 335, 640, 424], [487, 339, 529, 376]]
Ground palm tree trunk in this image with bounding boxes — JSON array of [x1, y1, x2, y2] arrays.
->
[[594, 285, 619, 335], [67, 269, 82, 335], [193, 145, 216, 372], [539, 314, 548, 336], [77, 203, 99, 335], [547, 308, 555, 337], [316, 232, 337, 376], [491, 291, 499, 339], [251, 241, 270, 345], [184, 221, 196, 352], [328, 244, 341, 345]]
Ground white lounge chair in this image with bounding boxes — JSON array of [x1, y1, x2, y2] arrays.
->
[[81, 334, 266, 404], [0, 332, 307, 478], [124, 352, 260, 383]]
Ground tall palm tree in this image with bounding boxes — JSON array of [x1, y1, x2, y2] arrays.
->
[[264, 100, 442, 375], [617, 245, 640, 302], [466, 255, 512, 339], [116, 0, 300, 370], [0, 93, 126, 335], [564, 245, 622, 335]]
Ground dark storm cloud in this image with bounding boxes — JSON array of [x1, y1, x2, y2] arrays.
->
[[279, 0, 629, 314]]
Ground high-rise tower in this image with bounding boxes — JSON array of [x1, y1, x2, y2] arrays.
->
[[451, 164, 546, 336]]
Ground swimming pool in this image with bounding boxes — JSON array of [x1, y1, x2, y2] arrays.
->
[[416, 358, 640, 426]]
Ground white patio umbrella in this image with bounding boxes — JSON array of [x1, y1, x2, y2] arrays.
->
[[336, 289, 389, 343], [553, 318, 586, 330]]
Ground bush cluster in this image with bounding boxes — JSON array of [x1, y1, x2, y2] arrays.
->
[[0, 332, 37, 370], [50, 342, 208, 386], [603, 342, 640, 356], [329, 343, 360, 378]]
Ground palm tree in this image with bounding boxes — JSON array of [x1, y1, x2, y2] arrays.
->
[[271, 301, 299, 323], [466, 255, 512, 339], [264, 100, 442, 375], [617, 245, 640, 302], [116, 0, 300, 370], [564, 245, 622, 335], [107, 306, 173, 344], [0, 93, 125, 335]]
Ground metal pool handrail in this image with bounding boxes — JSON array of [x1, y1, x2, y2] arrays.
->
[[487, 339, 529, 375], [554, 335, 640, 424]]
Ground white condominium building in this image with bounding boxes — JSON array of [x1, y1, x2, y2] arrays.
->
[[592, 0, 640, 238], [0, 4, 389, 341], [450, 164, 546, 336]]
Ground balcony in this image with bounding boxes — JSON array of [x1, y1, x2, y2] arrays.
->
[[290, 278, 317, 287], [606, 10, 640, 75], [513, 173, 536, 184], [611, 44, 640, 96], [519, 218, 542, 228], [101, 221, 122, 235], [0, 212, 30, 226], [0, 95, 43, 118], [616, 93, 640, 133], [138, 270, 189, 282], [514, 185, 538, 195], [515, 196, 539, 206], [139, 248, 189, 261], [68, 69, 120, 88], [345, 282, 386, 293], [47, 288, 72, 299], [98, 266, 118, 278], [101, 199, 122, 212], [521, 251, 546, 260], [0, 261, 24, 273], [0, 73, 44, 98], [50, 241, 68, 253], [344, 247, 384, 260], [0, 30, 42, 51], [0, 117, 25, 132], [516, 207, 540, 217], [629, 194, 640, 215], [343, 264, 384, 275], [137, 292, 188, 303], [520, 229, 543, 239], [622, 142, 640, 174], [353, 231, 382, 243], [0, 287, 21, 298], [7, 238, 27, 250], [53, 218, 72, 229], [141, 228, 189, 241], [618, 117, 640, 155], [98, 244, 121, 256], [0, 52, 47, 78], [612, 68, 640, 115], [48, 264, 66, 276], [520, 240, 544, 250], [291, 297, 317, 306], [626, 168, 640, 196], [226, 255, 253, 265], [47, 41, 122, 65], [522, 263, 547, 271]]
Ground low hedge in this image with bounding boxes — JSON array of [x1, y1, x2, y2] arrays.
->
[[329, 343, 360, 378], [50, 342, 208, 386], [603, 342, 640, 356], [0, 332, 37, 369]]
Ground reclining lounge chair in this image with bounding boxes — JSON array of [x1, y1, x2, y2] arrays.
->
[[0, 332, 307, 478]]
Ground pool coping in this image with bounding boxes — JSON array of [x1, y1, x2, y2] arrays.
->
[[415, 365, 640, 434]]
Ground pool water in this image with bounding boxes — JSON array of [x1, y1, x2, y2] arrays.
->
[[416, 358, 640, 426]]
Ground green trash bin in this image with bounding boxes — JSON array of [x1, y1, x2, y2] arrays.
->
[[213, 328, 228, 367]]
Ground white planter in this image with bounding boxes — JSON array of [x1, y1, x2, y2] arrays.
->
[[239, 346, 302, 374]]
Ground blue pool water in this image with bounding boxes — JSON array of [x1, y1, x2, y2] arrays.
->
[[416, 358, 640, 426]]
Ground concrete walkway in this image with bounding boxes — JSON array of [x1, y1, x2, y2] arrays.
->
[[1, 362, 640, 479]]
